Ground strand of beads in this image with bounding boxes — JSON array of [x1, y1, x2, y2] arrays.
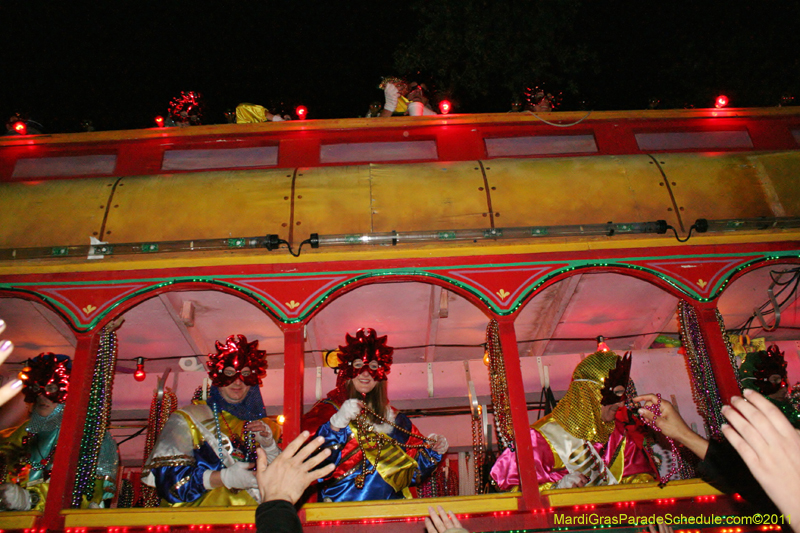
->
[[139, 385, 177, 507], [351, 406, 434, 489], [678, 301, 726, 439], [638, 393, 681, 485], [212, 403, 227, 461], [358, 405, 434, 447], [71, 325, 118, 507], [486, 320, 515, 452]]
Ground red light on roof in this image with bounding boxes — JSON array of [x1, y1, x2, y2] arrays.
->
[[439, 100, 452, 115], [715, 95, 729, 108], [296, 106, 308, 120], [155, 116, 165, 128], [12, 121, 27, 135]]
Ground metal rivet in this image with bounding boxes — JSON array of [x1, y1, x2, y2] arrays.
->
[[495, 213, 500, 217], [659, 182, 664, 186], [282, 223, 287, 227], [297, 195, 302, 199], [106, 231, 112, 234], [491, 186, 496, 190], [478, 187, 484, 191], [284, 196, 289, 200], [667, 208, 673, 212], [100, 205, 104, 208], [672, 182, 676, 186], [296, 221, 301, 225], [679, 207, 685, 211], [114, 205, 119, 208], [93, 232, 98, 236], [482, 213, 488, 217]]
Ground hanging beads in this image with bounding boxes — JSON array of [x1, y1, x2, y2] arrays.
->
[[71, 325, 118, 507], [486, 320, 515, 452], [638, 393, 681, 485], [677, 301, 727, 440]]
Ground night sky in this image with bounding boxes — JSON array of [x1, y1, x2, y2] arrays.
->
[[3, 1, 799, 133]]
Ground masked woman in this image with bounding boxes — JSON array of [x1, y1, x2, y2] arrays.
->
[[142, 335, 281, 506], [301, 328, 448, 502], [0, 353, 118, 510]]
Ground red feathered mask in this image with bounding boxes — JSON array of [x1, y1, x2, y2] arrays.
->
[[206, 335, 267, 387], [335, 328, 394, 383], [21, 353, 71, 404]]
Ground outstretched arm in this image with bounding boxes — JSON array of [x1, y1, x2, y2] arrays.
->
[[633, 394, 709, 459], [255, 431, 334, 504], [0, 319, 22, 408], [722, 389, 800, 531]]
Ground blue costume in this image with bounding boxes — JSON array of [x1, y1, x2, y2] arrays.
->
[[142, 386, 281, 506], [303, 386, 442, 502]]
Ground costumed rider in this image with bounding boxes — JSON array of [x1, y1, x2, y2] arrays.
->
[[235, 103, 291, 123], [301, 328, 448, 501], [378, 77, 411, 117], [491, 350, 656, 490], [0, 354, 118, 511], [739, 344, 800, 428], [142, 335, 282, 506]]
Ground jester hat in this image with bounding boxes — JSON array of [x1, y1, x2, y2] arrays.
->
[[206, 335, 267, 387], [334, 328, 394, 385], [20, 353, 72, 404]]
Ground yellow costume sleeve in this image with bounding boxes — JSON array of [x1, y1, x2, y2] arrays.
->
[[236, 103, 268, 124]]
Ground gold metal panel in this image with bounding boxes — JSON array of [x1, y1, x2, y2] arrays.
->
[[0, 511, 40, 529], [292, 165, 373, 239], [304, 492, 520, 522], [543, 478, 722, 507], [370, 161, 490, 233], [0, 179, 112, 248], [62, 506, 255, 527], [750, 151, 800, 217], [106, 169, 293, 243], [485, 156, 680, 227], [658, 153, 776, 224]]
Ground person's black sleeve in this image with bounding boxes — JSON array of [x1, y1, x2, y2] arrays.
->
[[255, 500, 302, 533], [698, 438, 779, 514]]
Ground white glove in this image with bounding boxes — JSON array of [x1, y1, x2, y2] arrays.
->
[[0, 483, 31, 511], [252, 424, 274, 448], [330, 399, 363, 430], [219, 462, 258, 490], [427, 433, 449, 454], [554, 472, 588, 489]]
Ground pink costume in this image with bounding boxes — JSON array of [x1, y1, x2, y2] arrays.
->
[[491, 350, 655, 490]]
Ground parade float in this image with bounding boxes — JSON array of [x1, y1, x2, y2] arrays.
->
[[1, 106, 799, 532]]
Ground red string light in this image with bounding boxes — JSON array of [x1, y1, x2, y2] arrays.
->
[[134, 356, 146, 381]]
